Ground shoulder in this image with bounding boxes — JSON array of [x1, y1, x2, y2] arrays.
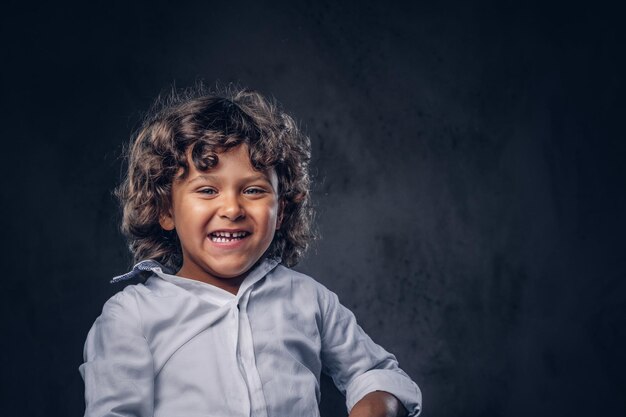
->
[[96, 279, 164, 330], [269, 264, 326, 289], [101, 275, 175, 312], [96, 285, 142, 323], [267, 265, 339, 307]]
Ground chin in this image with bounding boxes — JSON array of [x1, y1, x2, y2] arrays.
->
[[212, 265, 253, 279]]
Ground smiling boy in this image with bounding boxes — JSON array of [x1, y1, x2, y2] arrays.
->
[[79, 87, 422, 417]]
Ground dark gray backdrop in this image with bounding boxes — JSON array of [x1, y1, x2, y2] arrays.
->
[[1, 1, 625, 416]]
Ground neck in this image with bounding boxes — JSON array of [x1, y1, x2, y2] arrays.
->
[[176, 265, 247, 295]]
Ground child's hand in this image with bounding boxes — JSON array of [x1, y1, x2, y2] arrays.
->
[[348, 391, 409, 417]]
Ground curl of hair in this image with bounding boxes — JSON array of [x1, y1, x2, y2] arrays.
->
[[116, 85, 313, 270]]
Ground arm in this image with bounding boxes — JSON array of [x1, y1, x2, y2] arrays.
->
[[79, 291, 155, 417], [349, 391, 409, 417], [319, 288, 421, 416]]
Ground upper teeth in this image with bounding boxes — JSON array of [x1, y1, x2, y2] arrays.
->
[[212, 231, 247, 238]]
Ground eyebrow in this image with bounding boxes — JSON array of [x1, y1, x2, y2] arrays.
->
[[186, 173, 271, 185]]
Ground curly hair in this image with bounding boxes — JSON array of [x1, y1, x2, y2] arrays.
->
[[116, 85, 313, 270]]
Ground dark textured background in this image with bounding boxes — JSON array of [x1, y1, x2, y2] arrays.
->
[[1, 1, 625, 416]]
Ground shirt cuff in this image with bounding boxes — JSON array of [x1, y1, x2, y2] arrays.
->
[[345, 369, 422, 416]]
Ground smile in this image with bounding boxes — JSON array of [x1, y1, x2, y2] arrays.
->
[[209, 231, 250, 243]]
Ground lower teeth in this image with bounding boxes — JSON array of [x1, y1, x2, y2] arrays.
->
[[212, 237, 243, 243]]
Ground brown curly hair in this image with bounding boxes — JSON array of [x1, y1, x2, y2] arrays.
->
[[116, 85, 313, 270]]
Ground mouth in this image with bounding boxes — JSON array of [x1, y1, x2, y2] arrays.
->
[[208, 230, 251, 243]]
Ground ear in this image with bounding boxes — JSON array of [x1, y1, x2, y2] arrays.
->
[[159, 210, 176, 231]]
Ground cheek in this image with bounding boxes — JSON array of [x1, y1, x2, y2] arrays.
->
[[177, 200, 210, 219], [254, 204, 279, 229]]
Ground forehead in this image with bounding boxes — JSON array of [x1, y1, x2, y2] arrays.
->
[[179, 144, 277, 184]]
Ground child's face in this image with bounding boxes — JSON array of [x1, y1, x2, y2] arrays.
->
[[160, 145, 281, 290]]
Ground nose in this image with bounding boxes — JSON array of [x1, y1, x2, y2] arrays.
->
[[218, 192, 245, 221]]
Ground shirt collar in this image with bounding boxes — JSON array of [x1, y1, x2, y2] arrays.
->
[[110, 259, 173, 283], [111, 257, 281, 301]]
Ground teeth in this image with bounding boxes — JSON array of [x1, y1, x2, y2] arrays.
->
[[210, 231, 248, 242], [213, 231, 247, 237]]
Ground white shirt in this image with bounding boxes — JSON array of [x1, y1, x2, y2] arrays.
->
[[79, 258, 422, 417]]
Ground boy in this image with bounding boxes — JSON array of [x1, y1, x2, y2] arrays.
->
[[79, 86, 422, 417]]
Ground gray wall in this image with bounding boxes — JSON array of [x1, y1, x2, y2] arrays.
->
[[1, 1, 624, 416]]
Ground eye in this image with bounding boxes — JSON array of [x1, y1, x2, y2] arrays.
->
[[244, 187, 267, 195], [197, 187, 217, 195]]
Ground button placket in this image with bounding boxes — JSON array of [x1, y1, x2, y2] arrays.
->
[[237, 292, 269, 417], [224, 299, 248, 416]]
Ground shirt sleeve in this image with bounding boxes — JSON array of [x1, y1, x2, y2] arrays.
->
[[79, 290, 155, 417], [319, 288, 422, 416]]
